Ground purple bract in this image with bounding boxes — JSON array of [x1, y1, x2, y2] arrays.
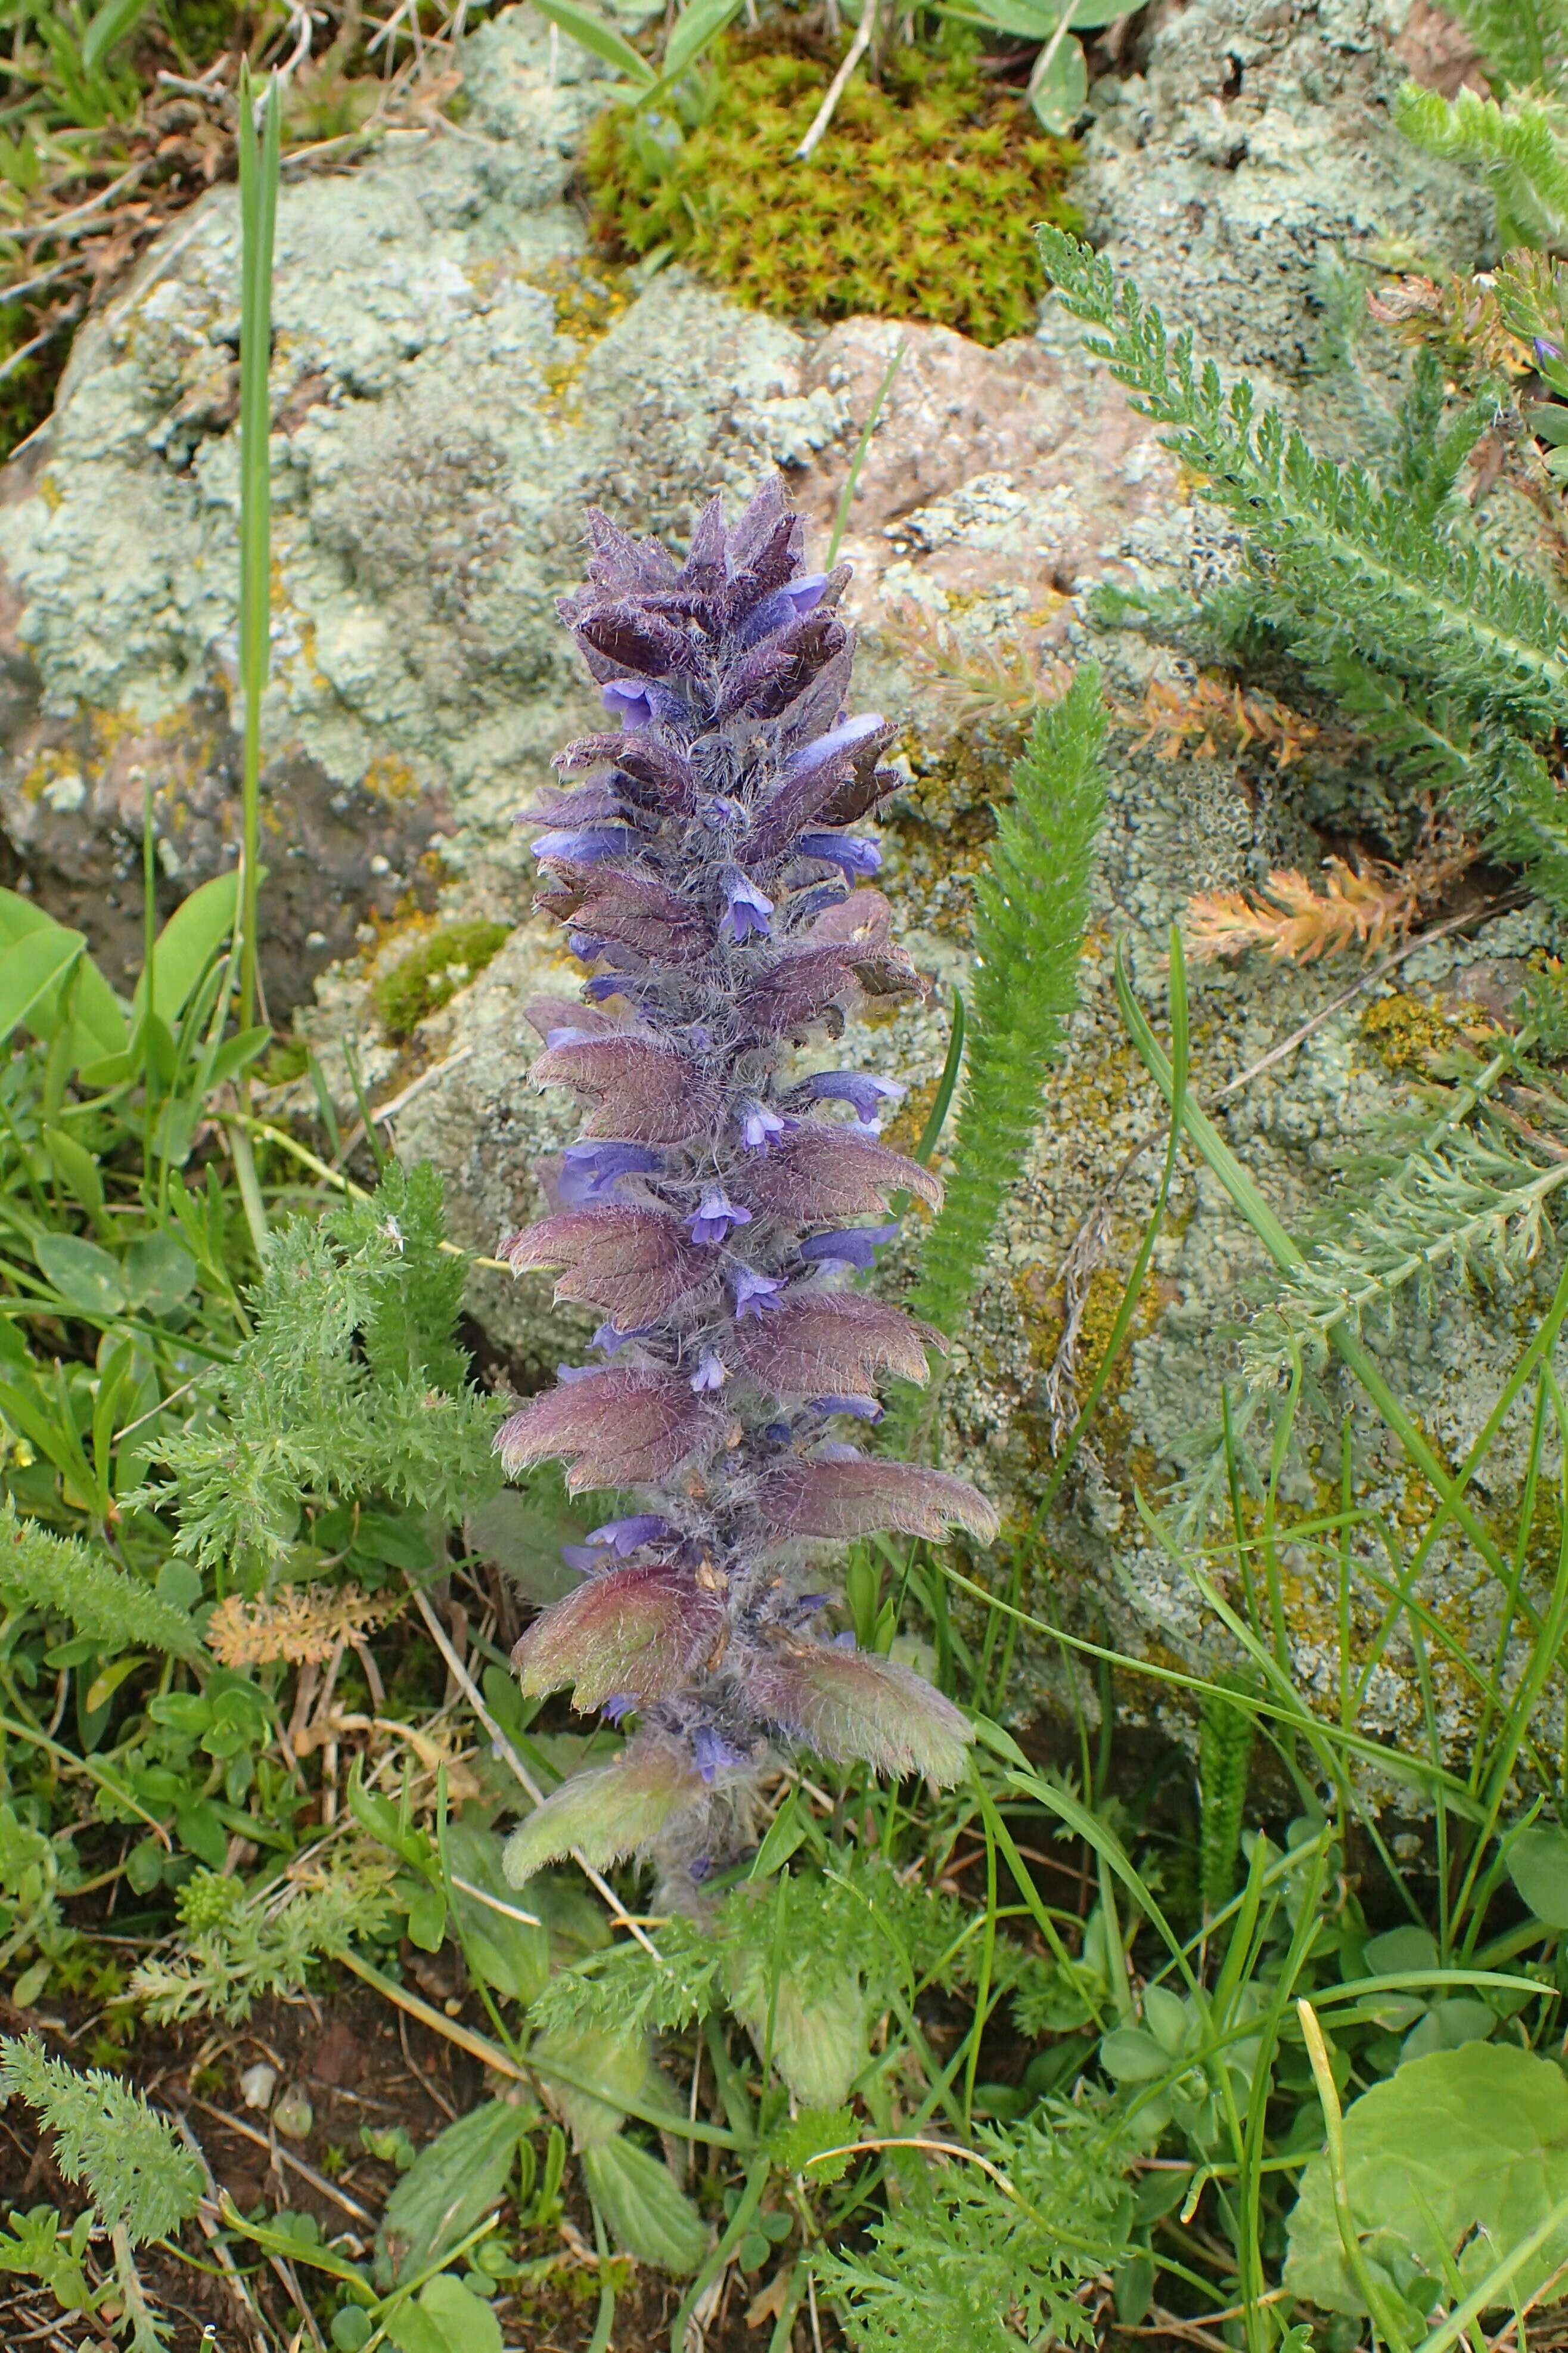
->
[[498, 479, 999, 1892]]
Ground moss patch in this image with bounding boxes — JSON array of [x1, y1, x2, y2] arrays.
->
[[373, 920, 509, 1040], [583, 31, 1081, 346]]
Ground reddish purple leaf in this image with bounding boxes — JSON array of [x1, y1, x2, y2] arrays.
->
[[716, 613, 849, 724], [732, 1294, 939, 1399], [753, 1459, 999, 1545], [532, 1035, 720, 1142], [739, 947, 862, 1037], [806, 889, 894, 950], [815, 763, 901, 829], [748, 1642, 973, 1784], [577, 602, 697, 680], [502, 1208, 715, 1325], [496, 1369, 732, 1490], [744, 715, 895, 863], [733, 1127, 942, 1221], [523, 997, 614, 1044], [513, 1562, 726, 1710], [571, 873, 712, 966]]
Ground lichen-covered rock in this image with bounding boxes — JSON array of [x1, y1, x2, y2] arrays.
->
[[1080, 0, 1492, 390], [0, 0, 1537, 1769]]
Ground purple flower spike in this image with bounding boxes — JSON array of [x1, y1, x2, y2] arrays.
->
[[1537, 337, 1564, 365], [732, 1266, 786, 1319], [740, 1100, 787, 1153], [589, 1515, 671, 1555], [602, 678, 654, 727], [686, 1187, 752, 1246], [808, 1072, 905, 1124], [721, 869, 774, 943], [501, 479, 990, 1889], [737, 573, 830, 645], [800, 1224, 899, 1272], [693, 1727, 744, 1784], [531, 826, 643, 864], [557, 1142, 663, 1206], [796, 832, 883, 879], [814, 1395, 885, 1420]]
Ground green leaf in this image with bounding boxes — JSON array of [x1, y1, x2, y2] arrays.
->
[[33, 1234, 125, 1319], [1284, 2044, 1568, 2318], [374, 2100, 532, 2290], [770, 2104, 858, 2185], [123, 1232, 198, 1315], [662, 0, 743, 81], [135, 871, 240, 1027], [1098, 2028, 1169, 2083], [0, 927, 85, 1049], [1508, 1825, 1568, 1927], [0, 2035, 201, 2245], [445, 1822, 549, 2005], [41, 1126, 104, 1220], [400, 1873, 445, 1951], [527, 0, 657, 85], [386, 2274, 504, 2353], [81, 0, 153, 73], [1028, 33, 1088, 132], [465, 1487, 594, 1599], [530, 2022, 652, 2149], [0, 889, 53, 952], [750, 1789, 809, 1879], [903, 671, 1105, 1348], [580, 2138, 709, 2274]]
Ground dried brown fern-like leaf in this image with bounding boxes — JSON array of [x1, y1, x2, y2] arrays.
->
[[879, 600, 1069, 733], [206, 1582, 399, 1669], [1134, 674, 1327, 770], [1188, 828, 1478, 965]]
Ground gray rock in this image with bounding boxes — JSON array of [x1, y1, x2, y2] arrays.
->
[[1080, 0, 1492, 386], [0, 0, 1539, 1766]]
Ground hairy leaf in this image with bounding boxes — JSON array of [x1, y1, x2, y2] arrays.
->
[[502, 1740, 704, 1883], [753, 1458, 998, 1543], [513, 1563, 726, 1710], [532, 1034, 720, 1142], [747, 1642, 973, 1783], [501, 1209, 715, 1326], [495, 1369, 730, 1490]]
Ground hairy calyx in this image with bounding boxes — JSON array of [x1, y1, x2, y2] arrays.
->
[[498, 479, 996, 1894]]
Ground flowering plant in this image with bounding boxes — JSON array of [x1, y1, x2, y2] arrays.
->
[[497, 479, 997, 1893]]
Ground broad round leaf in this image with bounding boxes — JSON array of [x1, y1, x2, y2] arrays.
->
[[33, 1235, 126, 1319], [1284, 2044, 1568, 2318], [1508, 1825, 1568, 1929]]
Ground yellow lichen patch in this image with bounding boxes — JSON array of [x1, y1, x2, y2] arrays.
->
[[524, 255, 633, 345], [881, 1076, 940, 1170], [1359, 990, 1496, 1077], [362, 754, 420, 805]]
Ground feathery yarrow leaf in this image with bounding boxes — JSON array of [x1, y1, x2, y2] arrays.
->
[[1037, 226, 1568, 912], [1395, 84, 1568, 247], [0, 2036, 202, 2245], [908, 669, 1106, 1344], [0, 1500, 202, 1660], [1244, 1049, 1568, 1379], [1430, 0, 1568, 90]]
